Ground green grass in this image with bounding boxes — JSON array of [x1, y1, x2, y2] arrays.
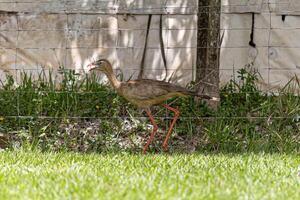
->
[[0, 150, 299, 200], [0, 66, 299, 153]]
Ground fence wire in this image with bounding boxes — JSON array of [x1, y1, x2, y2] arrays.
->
[[0, 1, 300, 123]]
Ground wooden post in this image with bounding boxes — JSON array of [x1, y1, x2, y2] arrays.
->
[[196, 0, 221, 109]]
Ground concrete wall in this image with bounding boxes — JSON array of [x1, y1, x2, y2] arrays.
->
[[1, 0, 300, 90], [0, 0, 197, 85], [221, 0, 300, 90]]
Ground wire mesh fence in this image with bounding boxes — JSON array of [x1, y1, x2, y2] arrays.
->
[[0, 0, 300, 124]]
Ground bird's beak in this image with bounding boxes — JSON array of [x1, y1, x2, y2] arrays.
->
[[87, 63, 96, 71]]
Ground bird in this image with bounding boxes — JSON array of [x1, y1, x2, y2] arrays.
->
[[87, 59, 219, 154]]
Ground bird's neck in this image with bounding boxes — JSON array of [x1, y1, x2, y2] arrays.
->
[[105, 71, 121, 90]]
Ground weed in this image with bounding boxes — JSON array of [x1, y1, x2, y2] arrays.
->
[[0, 66, 299, 153]]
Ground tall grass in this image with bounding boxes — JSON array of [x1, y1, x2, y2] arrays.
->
[[0, 67, 299, 153]]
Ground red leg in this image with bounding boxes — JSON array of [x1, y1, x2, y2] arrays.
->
[[143, 108, 158, 154], [162, 104, 180, 151]]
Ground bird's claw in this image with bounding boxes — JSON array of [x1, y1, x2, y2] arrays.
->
[[162, 144, 168, 152]]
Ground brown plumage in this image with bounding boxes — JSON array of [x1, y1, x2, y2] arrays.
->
[[88, 59, 218, 153]]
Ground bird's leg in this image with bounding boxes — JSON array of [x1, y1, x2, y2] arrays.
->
[[162, 104, 180, 151], [143, 108, 158, 154]]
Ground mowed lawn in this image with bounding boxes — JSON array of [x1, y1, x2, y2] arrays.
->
[[0, 151, 299, 200]]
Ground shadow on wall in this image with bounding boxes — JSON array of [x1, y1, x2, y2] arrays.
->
[[0, 0, 197, 86]]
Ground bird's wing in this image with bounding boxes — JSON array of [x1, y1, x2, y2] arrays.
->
[[121, 79, 186, 100]]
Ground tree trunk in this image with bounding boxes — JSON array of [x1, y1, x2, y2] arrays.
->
[[196, 0, 221, 109]]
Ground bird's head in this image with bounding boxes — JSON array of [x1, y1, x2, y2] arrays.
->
[[87, 59, 113, 74]]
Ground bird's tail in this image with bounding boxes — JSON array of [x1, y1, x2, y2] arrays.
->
[[186, 91, 220, 102]]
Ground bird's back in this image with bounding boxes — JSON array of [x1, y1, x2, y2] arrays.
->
[[118, 79, 192, 108]]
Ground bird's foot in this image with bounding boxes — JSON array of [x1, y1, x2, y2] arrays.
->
[[142, 148, 147, 155], [162, 143, 168, 152]]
